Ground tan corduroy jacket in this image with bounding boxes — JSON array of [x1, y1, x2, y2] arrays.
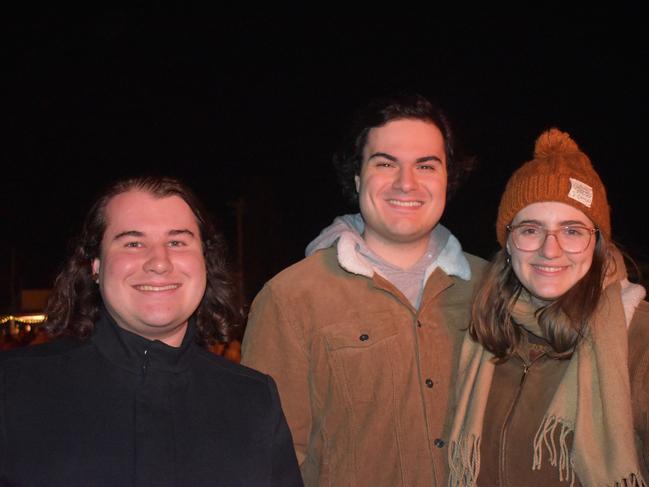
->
[[477, 300, 649, 486], [242, 245, 485, 487]]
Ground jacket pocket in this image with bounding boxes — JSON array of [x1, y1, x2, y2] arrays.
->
[[321, 318, 401, 406], [312, 317, 408, 486], [324, 320, 398, 351]]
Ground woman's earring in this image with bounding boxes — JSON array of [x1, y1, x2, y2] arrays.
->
[[92, 272, 99, 284]]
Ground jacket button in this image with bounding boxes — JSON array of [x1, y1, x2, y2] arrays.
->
[[434, 438, 445, 448], [359, 334, 369, 341], [425, 378, 434, 388]]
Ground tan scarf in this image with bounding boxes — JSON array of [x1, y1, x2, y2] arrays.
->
[[448, 279, 647, 487]]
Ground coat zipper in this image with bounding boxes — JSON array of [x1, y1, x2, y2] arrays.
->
[[141, 348, 150, 381], [498, 354, 542, 486]]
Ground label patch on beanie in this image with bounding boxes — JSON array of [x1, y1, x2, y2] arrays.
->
[[568, 178, 593, 207]]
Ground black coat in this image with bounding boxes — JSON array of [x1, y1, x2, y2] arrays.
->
[[0, 310, 303, 487]]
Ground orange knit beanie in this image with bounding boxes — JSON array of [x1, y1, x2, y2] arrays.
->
[[496, 128, 610, 247]]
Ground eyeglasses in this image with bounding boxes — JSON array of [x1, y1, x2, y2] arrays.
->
[[506, 224, 598, 253]]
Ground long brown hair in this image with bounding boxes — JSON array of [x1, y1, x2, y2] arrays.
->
[[470, 234, 609, 360], [45, 176, 242, 346]]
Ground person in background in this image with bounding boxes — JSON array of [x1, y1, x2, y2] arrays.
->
[[449, 128, 649, 486], [242, 93, 485, 486], [0, 176, 303, 487]]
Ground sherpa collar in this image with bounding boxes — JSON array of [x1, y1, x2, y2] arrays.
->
[[305, 213, 471, 281]]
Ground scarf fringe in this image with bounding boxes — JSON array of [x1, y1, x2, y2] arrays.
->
[[533, 415, 647, 487], [614, 473, 647, 487], [448, 434, 481, 487], [533, 414, 575, 485]]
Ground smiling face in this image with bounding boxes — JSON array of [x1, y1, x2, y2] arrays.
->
[[508, 201, 596, 305], [92, 190, 207, 346], [354, 118, 447, 261]]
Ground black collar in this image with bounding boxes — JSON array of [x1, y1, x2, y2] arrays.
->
[[91, 306, 198, 373]]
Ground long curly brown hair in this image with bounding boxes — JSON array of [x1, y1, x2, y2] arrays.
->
[[45, 176, 242, 346]]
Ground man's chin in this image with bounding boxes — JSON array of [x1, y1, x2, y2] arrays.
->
[[387, 226, 437, 244]]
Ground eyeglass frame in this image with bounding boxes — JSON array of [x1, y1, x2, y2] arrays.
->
[[505, 223, 599, 254]]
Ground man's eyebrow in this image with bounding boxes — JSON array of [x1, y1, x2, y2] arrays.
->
[[112, 229, 196, 240], [415, 155, 443, 163], [368, 152, 397, 162], [367, 153, 443, 163], [113, 230, 144, 240], [168, 229, 196, 237]]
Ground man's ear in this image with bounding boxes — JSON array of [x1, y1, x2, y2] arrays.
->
[[92, 258, 100, 277], [354, 175, 360, 193]]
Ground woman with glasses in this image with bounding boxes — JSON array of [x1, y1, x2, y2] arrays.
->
[[449, 128, 648, 486]]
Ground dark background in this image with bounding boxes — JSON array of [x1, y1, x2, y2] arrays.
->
[[3, 13, 648, 313]]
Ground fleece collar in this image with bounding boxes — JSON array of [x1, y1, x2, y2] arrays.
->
[[306, 213, 471, 281]]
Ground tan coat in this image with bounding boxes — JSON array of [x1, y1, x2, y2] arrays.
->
[[478, 300, 649, 486], [242, 246, 485, 487]]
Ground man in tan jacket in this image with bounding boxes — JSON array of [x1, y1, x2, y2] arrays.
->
[[242, 93, 485, 487]]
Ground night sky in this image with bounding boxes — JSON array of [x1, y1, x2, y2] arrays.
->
[[3, 13, 648, 312]]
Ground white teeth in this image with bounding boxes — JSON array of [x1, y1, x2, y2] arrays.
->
[[535, 266, 564, 273], [388, 200, 422, 207], [136, 284, 180, 292]]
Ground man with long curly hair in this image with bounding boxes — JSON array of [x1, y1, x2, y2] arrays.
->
[[0, 176, 302, 486]]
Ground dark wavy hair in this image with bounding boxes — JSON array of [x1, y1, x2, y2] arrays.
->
[[45, 176, 242, 346], [470, 233, 610, 361], [333, 92, 475, 206]]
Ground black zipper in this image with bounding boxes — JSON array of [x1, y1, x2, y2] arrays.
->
[[141, 348, 150, 380]]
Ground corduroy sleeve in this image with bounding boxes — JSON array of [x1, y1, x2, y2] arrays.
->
[[266, 375, 304, 487], [241, 283, 311, 466]]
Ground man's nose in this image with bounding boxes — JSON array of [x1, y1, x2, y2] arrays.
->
[[393, 166, 417, 192], [143, 245, 173, 273]]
